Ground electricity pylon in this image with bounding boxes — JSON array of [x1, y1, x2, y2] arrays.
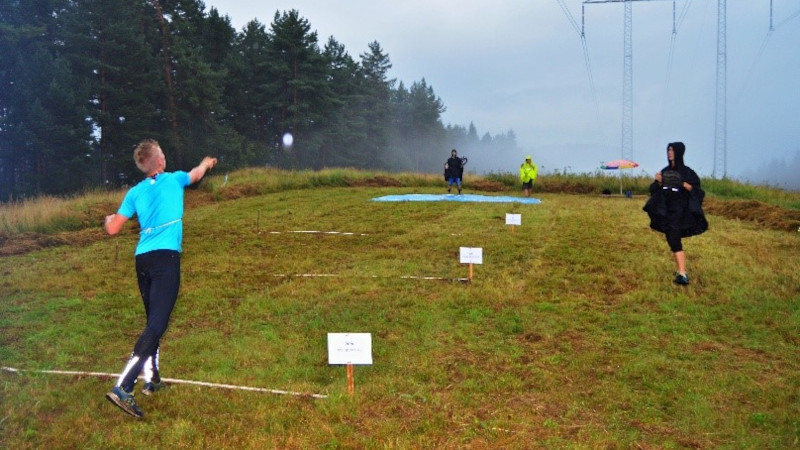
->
[[583, 0, 676, 162], [584, 0, 734, 176], [713, 0, 727, 178], [583, 0, 640, 161]]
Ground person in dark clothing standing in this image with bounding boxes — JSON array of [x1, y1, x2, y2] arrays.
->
[[444, 149, 464, 194], [643, 142, 708, 285]]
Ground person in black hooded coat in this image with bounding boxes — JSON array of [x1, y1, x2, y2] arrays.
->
[[444, 149, 464, 194], [643, 141, 708, 285]]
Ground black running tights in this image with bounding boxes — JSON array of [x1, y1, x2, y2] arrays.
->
[[118, 250, 180, 392]]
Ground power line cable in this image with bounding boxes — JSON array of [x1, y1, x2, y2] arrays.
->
[[580, 30, 605, 140], [555, 0, 606, 140], [732, 31, 773, 107], [556, 0, 582, 34], [774, 8, 800, 29], [732, 4, 798, 108], [676, 0, 693, 31], [657, 2, 680, 140]]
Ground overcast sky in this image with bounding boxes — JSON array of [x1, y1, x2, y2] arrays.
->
[[206, 1, 799, 187]]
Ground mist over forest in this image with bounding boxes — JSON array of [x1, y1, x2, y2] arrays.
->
[[739, 150, 800, 191], [0, 1, 520, 201]]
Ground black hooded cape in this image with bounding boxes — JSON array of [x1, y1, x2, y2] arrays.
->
[[444, 156, 464, 181], [643, 142, 709, 237]]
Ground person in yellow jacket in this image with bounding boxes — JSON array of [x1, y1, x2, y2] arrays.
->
[[519, 155, 538, 197]]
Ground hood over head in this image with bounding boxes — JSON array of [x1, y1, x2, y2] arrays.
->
[[668, 142, 686, 168]]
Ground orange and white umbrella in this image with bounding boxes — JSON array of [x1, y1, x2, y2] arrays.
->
[[601, 159, 639, 170], [601, 159, 640, 195]]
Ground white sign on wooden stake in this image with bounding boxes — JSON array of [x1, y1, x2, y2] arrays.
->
[[506, 213, 521, 226], [327, 333, 373, 365], [459, 247, 483, 265]]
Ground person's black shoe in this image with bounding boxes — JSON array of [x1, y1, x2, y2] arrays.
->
[[141, 380, 166, 396], [674, 273, 689, 285], [106, 386, 144, 418]]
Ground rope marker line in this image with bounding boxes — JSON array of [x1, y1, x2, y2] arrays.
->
[[266, 230, 369, 236], [271, 273, 469, 283], [1, 366, 327, 399]]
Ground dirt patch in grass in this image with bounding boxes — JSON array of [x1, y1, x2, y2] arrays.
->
[[538, 180, 600, 195], [467, 179, 507, 192], [72, 200, 120, 228], [345, 176, 403, 187], [0, 228, 109, 256], [0, 232, 68, 256], [216, 184, 267, 200], [184, 189, 216, 208], [0, 190, 215, 256], [705, 197, 800, 232]]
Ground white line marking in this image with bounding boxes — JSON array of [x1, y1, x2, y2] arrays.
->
[[266, 230, 369, 236], [1, 366, 327, 399], [271, 273, 469, 282]]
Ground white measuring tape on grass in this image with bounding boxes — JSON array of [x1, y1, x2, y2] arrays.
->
[[266, 230, 369, 236], [271, 273, 469, 282], [1, 366, 327, 399]]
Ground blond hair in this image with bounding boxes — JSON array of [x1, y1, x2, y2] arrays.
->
[[133, 139, 162, 173]]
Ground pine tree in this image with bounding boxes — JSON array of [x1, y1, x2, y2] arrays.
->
[[358, 41, 394, 169], [317, 37, 364, 168], [0, 0, 94, 197], [225, 19, 276, 165], [405, 79, 446, 172], [160, 0, 231, 169], [266, 9, 331, 168], [60, 0, 166, 186]]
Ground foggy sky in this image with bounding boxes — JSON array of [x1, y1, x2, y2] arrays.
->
[[207, 1, 800, 189]]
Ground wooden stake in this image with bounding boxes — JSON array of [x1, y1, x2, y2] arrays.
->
[[346, 364, 355, 394], [468, 263, 473, 282]]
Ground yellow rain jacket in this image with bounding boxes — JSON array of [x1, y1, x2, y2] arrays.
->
[[519, 158, 538, 184]]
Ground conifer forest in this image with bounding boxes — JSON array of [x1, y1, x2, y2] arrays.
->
[[0, 1, 520, 200]]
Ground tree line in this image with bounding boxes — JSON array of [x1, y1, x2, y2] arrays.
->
[[0, 0, 520, 201]]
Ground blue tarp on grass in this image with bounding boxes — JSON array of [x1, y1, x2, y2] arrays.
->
[[372, 194, 541, 204]]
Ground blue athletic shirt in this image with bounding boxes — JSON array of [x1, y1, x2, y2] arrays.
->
[[117, 171, 191, 255]]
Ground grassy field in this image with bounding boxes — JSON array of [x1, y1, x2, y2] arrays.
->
[[1, 169, 799, 448]]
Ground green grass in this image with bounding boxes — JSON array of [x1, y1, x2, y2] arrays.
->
[[702, 177, 800, 209], [2, 168, 796, 237], [0, 190, 124, 234], [1, 170, 799, 448]]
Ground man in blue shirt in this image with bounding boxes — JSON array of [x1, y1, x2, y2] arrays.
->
[[104, 139, 217, 418]]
